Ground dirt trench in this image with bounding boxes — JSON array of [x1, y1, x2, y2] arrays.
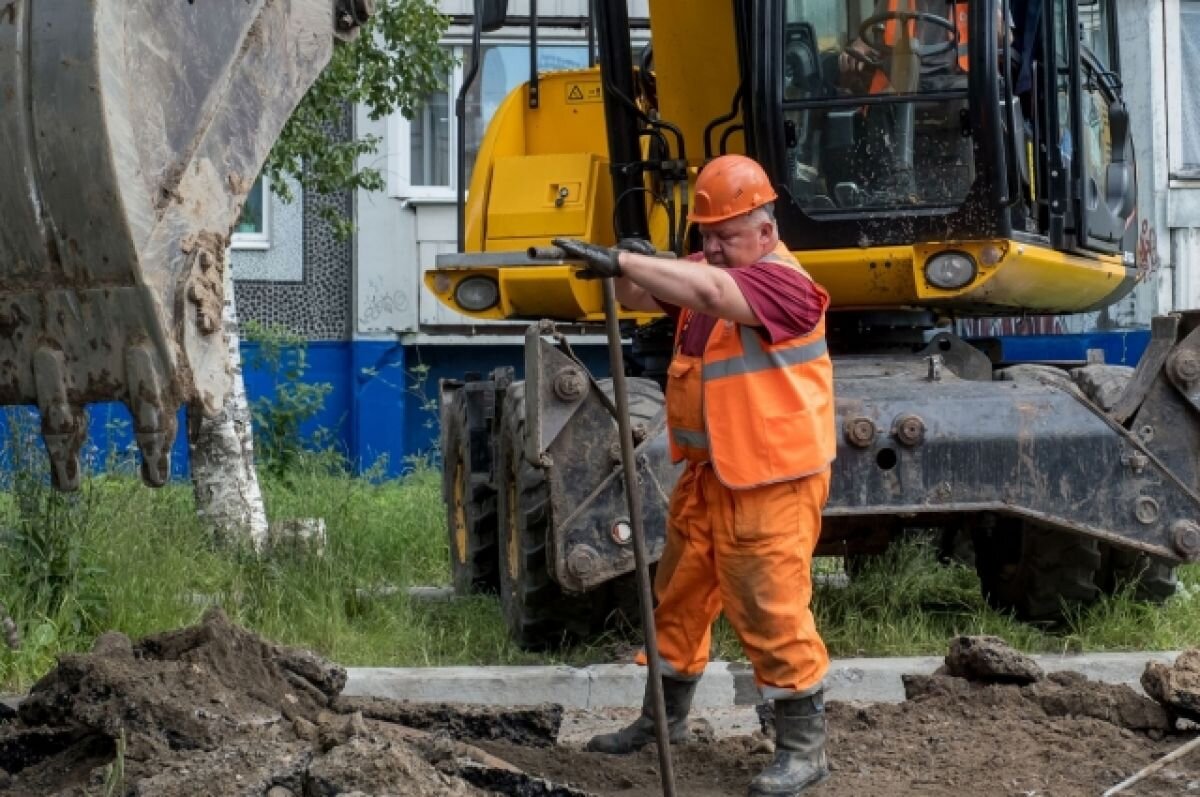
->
[[1, 615, 1198, 796]]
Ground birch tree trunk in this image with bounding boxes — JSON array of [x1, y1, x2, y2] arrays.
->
[[188, 262, 269, 551]]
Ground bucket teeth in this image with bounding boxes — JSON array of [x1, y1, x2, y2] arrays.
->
[[33, 347, 85, 491], [136, 430, 173, 487], [126, 344, 176, 488]]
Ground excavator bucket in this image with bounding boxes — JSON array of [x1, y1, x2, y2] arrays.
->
[[0, 0, 369, 490]]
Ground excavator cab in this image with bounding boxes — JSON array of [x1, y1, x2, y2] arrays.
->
[[741, 0, 1139, 318]]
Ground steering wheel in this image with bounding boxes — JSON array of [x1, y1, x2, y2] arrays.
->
[[858, 10, 956, 59]]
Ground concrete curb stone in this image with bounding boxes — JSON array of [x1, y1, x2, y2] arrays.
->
[[345, 651, 1181, 708]]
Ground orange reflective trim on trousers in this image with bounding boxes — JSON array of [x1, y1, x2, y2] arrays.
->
[[651, 463, 831, 693]]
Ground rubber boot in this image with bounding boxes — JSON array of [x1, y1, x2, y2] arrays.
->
[[585, 674, 697, 754], [748, 690, 830, 796]]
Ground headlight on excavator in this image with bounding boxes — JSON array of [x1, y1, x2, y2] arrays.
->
[[924, 251, 978, 290], [455, 276, 500, 311]]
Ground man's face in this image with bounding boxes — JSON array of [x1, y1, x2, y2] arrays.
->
[[699, 212, 774, 268]]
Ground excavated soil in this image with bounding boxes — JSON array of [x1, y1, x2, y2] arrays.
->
[[2, 614, 1198, 796]]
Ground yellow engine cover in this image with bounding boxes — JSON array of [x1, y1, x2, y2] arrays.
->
[[485, 153, 614, 251]]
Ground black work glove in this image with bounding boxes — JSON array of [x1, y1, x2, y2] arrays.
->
[[553, 238, 623, 280], [616, 238, 657, 256]]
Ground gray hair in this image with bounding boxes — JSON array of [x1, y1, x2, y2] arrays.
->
[[748, 202, 777, 226]]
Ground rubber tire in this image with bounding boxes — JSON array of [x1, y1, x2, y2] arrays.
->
[[972, 520, 1102, 623], [995, 363, 1074, 390], [498, 382, 593, 650], [496, 377, 665, 649], [1070, 364, 1135, 412], [442, 389, 499, 596], [1071, 364, 1179, 604], [587, 378, 667, 632], [1098, 546, 1179, 603]]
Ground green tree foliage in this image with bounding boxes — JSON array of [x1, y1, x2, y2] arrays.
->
[[241, 321, 334, 480], [264, 0, 454, 235]]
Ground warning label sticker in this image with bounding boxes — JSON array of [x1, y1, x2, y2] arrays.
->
[[565, 81, 603, 104]]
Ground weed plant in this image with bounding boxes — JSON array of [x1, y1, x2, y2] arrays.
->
[[242, 320, 334, 479]]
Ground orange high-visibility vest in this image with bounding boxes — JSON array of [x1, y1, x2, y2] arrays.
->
[[869, 0, 969, 93], [665, 246, 837, 488]]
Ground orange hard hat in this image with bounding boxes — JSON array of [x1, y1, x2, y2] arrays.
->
[[688, 154, 778, 224]]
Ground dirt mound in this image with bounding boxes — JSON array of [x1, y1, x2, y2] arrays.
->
[[0, 609, 569, 796], [531, 640, 1195, 796], [944, 634, 1044, 684], [5, 617, 1199, 796], [1144, 649, 1200, 722]]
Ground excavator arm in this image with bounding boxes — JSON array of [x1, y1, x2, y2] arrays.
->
[[0, 0, 369, 489]]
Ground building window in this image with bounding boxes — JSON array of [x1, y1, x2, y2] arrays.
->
[[409, 76, 453, 189], [1181, 0, 1200, 176], [389, 68, 455, 199], [231, 175, 271, 249]]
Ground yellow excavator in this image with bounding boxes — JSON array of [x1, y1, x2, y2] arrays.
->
[[429, 0, 1200, 648]]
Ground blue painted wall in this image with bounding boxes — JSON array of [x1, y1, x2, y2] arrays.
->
[[5, 330, 1149, 481], [978, 329, 1151, 367], [30, 341, 614, 481]]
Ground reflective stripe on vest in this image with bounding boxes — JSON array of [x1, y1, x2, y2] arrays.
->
[[671, 428, 710, 451], [704, 326, 829, 381]]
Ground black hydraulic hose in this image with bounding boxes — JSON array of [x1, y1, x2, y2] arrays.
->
[[587, 0, 596, 67], [596, 0, 649, 239], [456, 1, 484, 251], [529, 0, 539, 108], [1000, 0, 1021, 206], [601, 278, 677, 797], [703, 86, 744, 160], [718, 123, 744, 154]]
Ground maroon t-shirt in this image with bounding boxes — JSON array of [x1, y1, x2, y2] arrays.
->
[[657, 255, 829, 356]]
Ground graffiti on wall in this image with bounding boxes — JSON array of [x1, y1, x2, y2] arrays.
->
[[956, 315, 1071, 338], [1136, 218, 1162, 282], [359, 276, 410, 328]]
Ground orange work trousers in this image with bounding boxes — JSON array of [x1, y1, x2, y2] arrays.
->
[[651, 462, 831, 698]]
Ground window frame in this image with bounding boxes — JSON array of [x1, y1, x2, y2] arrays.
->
[[230, 175, 272, 250], [1167, 0, 1200, 181], [388, 62, 459, 201]]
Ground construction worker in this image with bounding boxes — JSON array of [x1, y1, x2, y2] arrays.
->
[[552, 153, 836, 797]]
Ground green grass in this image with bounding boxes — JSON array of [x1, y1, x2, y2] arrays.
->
[[3, 457, 1200, 692]]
